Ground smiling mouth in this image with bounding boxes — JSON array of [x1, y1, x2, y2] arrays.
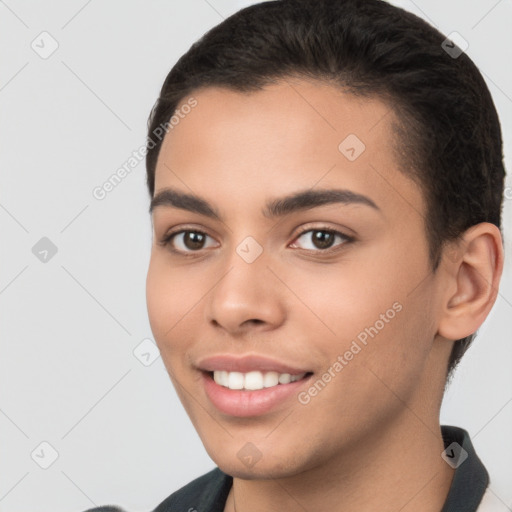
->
[[207, 370, 313, 391]]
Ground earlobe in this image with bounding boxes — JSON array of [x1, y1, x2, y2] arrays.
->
[[437, 222, 504, 340]]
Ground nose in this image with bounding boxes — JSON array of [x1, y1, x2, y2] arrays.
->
[[204, 246, 287, 336]]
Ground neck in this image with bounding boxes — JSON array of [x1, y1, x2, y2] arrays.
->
[[225, 414, 455, 512]]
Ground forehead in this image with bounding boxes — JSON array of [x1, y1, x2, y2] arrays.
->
[[154, 78, 425, 221], [162, 78, 394, 161]]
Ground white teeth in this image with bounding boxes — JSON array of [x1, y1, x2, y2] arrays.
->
[[278, 373, 291, 384], [244, 371, 263, 390], [212, 370, 307, 390], [263, 371, 279, 388], [213, 370, 229, 387], [228, 371, 244, 390]]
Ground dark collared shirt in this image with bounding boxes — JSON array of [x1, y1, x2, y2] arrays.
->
[[86, 425, 491, 512]]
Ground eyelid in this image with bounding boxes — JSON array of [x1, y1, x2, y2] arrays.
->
[[291, 221, 355, 239]]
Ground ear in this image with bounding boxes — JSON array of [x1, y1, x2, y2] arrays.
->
[[437, 222, 504, 340]]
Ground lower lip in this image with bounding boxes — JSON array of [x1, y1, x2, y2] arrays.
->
[[202, 372, 312, 417]]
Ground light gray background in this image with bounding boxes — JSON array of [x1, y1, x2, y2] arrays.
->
[[1, 1, 511, 511]]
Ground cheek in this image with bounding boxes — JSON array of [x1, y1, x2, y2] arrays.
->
[[286, 255, 401, 344], [146, 258, 168, 342], [300, 244, 433, 389], [146, 255, 193, 357]]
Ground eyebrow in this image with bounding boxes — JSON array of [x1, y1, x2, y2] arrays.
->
[[149, 187, 380, 219]]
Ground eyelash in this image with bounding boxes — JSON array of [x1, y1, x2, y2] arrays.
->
[[158, 225, 355, 257]]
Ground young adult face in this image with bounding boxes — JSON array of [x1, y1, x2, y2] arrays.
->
[[146, 78, 454, 479]]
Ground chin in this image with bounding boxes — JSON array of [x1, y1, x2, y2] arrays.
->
[[205, 440, 317, 481], [217, 459, 302, 480]]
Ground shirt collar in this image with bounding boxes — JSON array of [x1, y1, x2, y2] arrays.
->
[[440, 425, 489, 511]]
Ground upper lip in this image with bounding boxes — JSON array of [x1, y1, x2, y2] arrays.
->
[[196, 354, 311, 375]]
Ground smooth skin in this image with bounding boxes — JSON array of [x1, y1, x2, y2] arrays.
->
[[146, 77, 504, 512]]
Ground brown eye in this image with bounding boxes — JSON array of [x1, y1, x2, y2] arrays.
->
[[182, 231, 207, 250], [310, 230, 336, 249], [161, 230, 218, 254], [291, 228, 353, 252]]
